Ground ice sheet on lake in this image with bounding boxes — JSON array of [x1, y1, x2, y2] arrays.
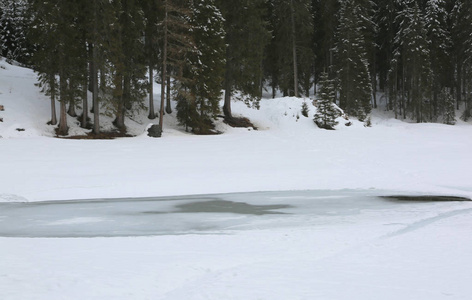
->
[[1, 190, 467, 238]]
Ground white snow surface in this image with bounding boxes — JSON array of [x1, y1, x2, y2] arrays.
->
[[1, 57, 472, 299]]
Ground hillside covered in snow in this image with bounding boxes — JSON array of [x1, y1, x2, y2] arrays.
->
[[2, 57, 472, 300], [1, 57, 472, 202]]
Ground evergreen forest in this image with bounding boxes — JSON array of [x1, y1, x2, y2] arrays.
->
[[1, 0, 471, 136]]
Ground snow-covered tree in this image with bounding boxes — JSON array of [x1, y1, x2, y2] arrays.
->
[[107, 0, 147, 131], [440, 88, 455, 125], [335, 0, 372, 121], [217, 0, 270, 120], [314, 72, 339, 130], [375, 0, 399, 99], [269, 0, 314, 97], [425, 0, 452, 120], [392, 0, 432, 122], [451, 0, 472, 120], [176, 0, 226, 134], [0, 0, 32, 64]]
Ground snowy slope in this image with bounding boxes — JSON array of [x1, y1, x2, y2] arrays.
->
[[1, 57, 472, 202]]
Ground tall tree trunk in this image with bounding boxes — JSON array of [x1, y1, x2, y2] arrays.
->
[[81, 76, 88, 128], [148, 64, 156, 119], [49, 74, 57, 125], [124, 74, 131, 110], [290, 0, 299, 98], [372, 50, 377, 109], [158, 0, 168, 135], [67, 97, 77, 117], [88, 50, 93, 93], [92, 44, 100, 134], [114, 73, 125, 131], [165, 73, 172, 114], [58, 75, 68, 136], [457, 62, 462, 110], [223, 66, 232, 118], [223, 40, 233, 118], [92, 0, 100, 134]]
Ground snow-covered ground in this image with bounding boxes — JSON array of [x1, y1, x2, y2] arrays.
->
[[1, 57, 472, 299]]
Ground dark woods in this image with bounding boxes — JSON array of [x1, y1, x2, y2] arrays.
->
[[0, 0, 470, 135]]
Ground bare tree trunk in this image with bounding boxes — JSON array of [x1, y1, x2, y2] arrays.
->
[[457, 62, 462, 110], [58, 75, 68, 136], [313, 65, 316, 96], [165, 73, 172, 114], [92, 44, 100, 134], [92, 0, 100, 134], [372, 49, 377, 109], [81, 76, 88, 128], [148, 64, 156, 119], [88, 51, 93, 93], [67, 98, 77, 117], [394, 61, 398, 119], [223, 68, 232, 118], [49, 74, 57, 125], [158, 0, 168, 135], [124, 75, 132, 110], [113, 73, 125, 131], [290, 0, 299, 98]]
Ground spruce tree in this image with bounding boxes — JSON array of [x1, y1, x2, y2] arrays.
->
[[28, 0, 56, 125], [29, 0, 65, 131], [312, 0, 339, 80], [157, 0, 194, 135], [217, 0, 270, 120], [393, 0, 432, 122], [140, 0, 162, 120], [425, 0, 453, 120], [451, 0, 472, 113], [86, 0, 116, 134], [271, 0, 314, 97], [314, 72, 339, 130], [0, 0, 32, 65], [108, 0, 147, 132], [176, 0, 226, 134], [336, 0, 372, 121], [440, 88, 456, 125]]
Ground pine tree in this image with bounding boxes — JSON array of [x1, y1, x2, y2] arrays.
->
[[336, 0, 372, 121], [217, 0, 270, 120], [176, 0, 226, 134], [157, 0, 194, 136], [375, 0, 398, 97], [0, 0, 32, 65], [82, 0, 116, 134], [451, 0, 472, 114], [393, 0, 432, 122], [270, 0, 314, 97], [140, 0, 162, 120], [313, 0, 339, 79], [440, 88, 455, 125], [28, 0, 57, 126], [29, 0, 69, 133], [108, 0, 147, 132], [314, 72, 339, 129], [425, 0, 453, 121]]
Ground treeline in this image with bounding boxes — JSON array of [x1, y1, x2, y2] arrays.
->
[[0, 0, 471, 136]]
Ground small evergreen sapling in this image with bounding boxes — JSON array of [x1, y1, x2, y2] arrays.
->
[[314, 72, 339, 130], [301, 101, 309, 117]]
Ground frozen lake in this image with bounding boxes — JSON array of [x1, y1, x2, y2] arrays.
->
[[1, 190, 469, 238], [2, 190, 472, 300]]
